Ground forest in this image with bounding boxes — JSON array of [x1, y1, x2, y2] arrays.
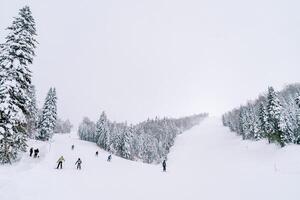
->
[[78, 112, 208, 163], [222, 84, 300, 147]]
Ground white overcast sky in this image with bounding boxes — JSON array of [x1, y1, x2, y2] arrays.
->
[[1, 0, 300, 126]]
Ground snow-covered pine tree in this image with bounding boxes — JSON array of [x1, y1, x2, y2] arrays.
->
[[266, 87, 285, 147], [295, 95, 300, 143], [78, 117, 96, 141], [26, 85, 38, 138], [108, 122, 125, 156], [280, 106, 295, 144], [238, 105, 259, 140], [248, 104, 261, 140], [227, 109, 240, 134], [238, 106, 247, 139], [36, 88, 57, 141], [108, 122, 118, 154], [54, 118, 73, 134], [258, 102, 269, 139], [141, 135, 158, 163], [162, 119, 178, 156], [0, 6, 37, 163], [0, 79, 28, 164], [96, 111, 110, 151], [121, 125, 134, 160]]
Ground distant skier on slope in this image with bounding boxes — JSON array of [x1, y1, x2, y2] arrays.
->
[[95, 151, 98, 157], [29, 147, 33, 157], [75, 158, 82, 170], [34, 148, 39, 158], [162, 160, 167, 172], [71, 144, 74, 150], [56, 156, 65, 169], [107, 155, 112, 162]]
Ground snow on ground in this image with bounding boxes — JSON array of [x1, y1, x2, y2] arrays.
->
[[1, 117, 300, 200]]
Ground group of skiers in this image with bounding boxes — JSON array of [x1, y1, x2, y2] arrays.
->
[[56, 156, 83, 170], [29, 147, 39, 158], [53, 144, 167, 171], [55, 145, 113, 170]]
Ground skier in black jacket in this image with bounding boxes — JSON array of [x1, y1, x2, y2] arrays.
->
[[34, 148, 39, 158], [75, 158, 82, 170], [29, 147, 33, 157], [107, 155, 112, 162], [162, 160, 167, 172]]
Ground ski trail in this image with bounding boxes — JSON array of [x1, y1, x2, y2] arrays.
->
[[168, 117, 300, 200], [1, 117, 300, 200]]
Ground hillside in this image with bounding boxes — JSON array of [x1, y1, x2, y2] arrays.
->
[[1, 117, 300, 200]]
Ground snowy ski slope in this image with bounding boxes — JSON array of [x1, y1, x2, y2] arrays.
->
[[1, 117, 300, 200]]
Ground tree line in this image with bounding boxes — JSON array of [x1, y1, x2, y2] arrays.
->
[[222, 84, 300, 147], [78, 112, 208, 163], [0, 6, 72, 164]]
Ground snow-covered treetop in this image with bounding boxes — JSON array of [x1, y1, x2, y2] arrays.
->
[[2, 6, 37, 68]]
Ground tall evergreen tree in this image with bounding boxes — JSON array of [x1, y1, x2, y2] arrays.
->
[[0, 6, 37, 163], [295, 96, 300, 143], [280, 107, 295, 144], [141, 135, 158, 164], [78, 117, 96, 141], [26, 85, 38, 138], [266, 87, 284, 146], [96, 111, 110, 150], [258, 102, 269, 139], [238, 107, 247, 139], [121, 125, 134, 160], [36, 88, 57, 141]]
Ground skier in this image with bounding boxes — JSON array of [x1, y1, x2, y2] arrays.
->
[[162, 160, 167, 172], [107, 154, 112, 162], [71, 144, 74, 150], [29, 147, 33, 157], [56, 156, 65, 169], [75, 158, 82, 170], [34, 148, 39, 158], [95, 151, 98, 156]]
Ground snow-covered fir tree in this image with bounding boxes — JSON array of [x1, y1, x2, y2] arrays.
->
[[0, 6, 37, 163], [36, 88, 57, 141], [280, 105, 295, 144], [266, 87, 285, 146], [108, 122, 123, 155], [238, 106, 247, 139], [26, 85, 38, 138], [96, 111, 110, 151], [258, 101, 269, 139], [140, 135, 158, 164], [238, 105, 259, 140], [120, 125, 134, 160], [78, 117, 96, 141], [295, 95, 300, 143], [54, 118, 73, 134]]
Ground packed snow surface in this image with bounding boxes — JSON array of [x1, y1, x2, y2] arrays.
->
[[1, 117, 300, 200]]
